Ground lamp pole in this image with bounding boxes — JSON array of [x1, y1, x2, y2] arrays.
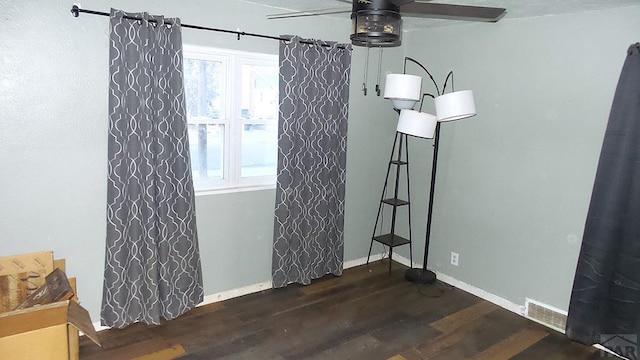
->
[[404, 120, 440, 283], [403, 58, 451, 284]]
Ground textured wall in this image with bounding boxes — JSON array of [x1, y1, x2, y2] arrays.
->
[[403, 6, 640, 310]]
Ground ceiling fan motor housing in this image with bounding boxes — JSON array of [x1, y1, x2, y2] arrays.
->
[[350, 0, 402, 47]]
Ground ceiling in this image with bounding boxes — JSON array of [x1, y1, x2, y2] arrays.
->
[[240, 0, 640, 30]]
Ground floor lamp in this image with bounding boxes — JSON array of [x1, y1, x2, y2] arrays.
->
[[384, 57, 476, 284]]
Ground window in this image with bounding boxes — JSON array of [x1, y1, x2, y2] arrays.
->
[[183, 45, 279, 192]]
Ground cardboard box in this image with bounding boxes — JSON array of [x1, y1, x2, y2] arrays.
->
[[0, 253, 102, 360], [0, 251, 54, 313], [0, 300, 101, 359]]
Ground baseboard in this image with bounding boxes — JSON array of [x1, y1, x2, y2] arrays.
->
[[199, 280, 273, 307], [389, 253, 418, 268], [344, 252, 385, 269], [92, 323, 110, 333], [435, 271, 525, 315], [594, 344, 630, 359]]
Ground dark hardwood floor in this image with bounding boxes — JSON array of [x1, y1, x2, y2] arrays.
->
[[80, 261, 601, 359]]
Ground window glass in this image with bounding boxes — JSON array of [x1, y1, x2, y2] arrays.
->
[[188, 124, 224, 189], [241, 124, 278, 178], [239, 63, 279, 178], [184, 59, 225, 120], [183, 46, 278, 192]]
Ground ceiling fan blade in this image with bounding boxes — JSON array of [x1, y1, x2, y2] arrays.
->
[[268, 7, 351, 20], [400, 2, 506, 22]]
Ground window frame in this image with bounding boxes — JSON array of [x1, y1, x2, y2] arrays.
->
[[183, 44, 279, 194]]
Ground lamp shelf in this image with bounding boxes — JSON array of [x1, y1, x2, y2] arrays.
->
[[382, 198, 409, 206], [390, 160, 408, 166], [372, 233, 411, 248], [367, 132, 413, 273]]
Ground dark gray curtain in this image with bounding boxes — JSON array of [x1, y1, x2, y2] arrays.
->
[[566, 43, 640, 353], [272, 36, 352, 288], [102, 9, 203, 328]]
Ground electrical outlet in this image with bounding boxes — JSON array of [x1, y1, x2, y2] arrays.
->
[[451, 252, 459, 266]]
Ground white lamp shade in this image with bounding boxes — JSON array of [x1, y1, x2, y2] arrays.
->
[[397, 109, 437, 139], [435, 90, 476, 122], [384, 74, 422, 110]]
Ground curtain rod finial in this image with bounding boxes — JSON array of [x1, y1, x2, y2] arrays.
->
[[71, 4, 80, 17]]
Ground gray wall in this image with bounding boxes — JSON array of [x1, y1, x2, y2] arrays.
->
[[402, 6, 640, 311], [0, 0, 399, 322]]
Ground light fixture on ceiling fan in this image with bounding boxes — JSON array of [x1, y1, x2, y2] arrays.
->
[[268, 0, 507, 47]]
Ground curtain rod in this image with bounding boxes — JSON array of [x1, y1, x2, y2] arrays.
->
[[70, 5, 348, 49]]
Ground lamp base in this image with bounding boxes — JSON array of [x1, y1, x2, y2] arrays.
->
[[404, 268, 436, 284]]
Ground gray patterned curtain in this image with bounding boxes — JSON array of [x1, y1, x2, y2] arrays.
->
[[102, 9, 203, 328], [272, 36, 352, 288]]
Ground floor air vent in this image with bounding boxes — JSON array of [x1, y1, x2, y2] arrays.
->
[[524, 298, 567, 333]]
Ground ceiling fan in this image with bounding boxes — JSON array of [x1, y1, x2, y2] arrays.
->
[[268, 0, 507, 47]]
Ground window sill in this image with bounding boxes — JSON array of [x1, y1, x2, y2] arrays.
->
[[195, 183, 276, 197]]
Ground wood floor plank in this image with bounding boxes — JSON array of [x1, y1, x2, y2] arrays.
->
[[415, 306, 537, 359], [281, 311, 409, 359], [364, 314, 442, 358], [299, 262, 393, 296], [132, 345, 186, 360], [430, 300, 499, 333], [155, 312, 246, 354], [304, 334, 385, 360], [472, 327, 549, 360], [79, 322, 158, 353], [401, 285, 481, 318], [182, 329, 269, 359], [412, 310, 495, 358], [81, 338, 181, 360], [397, 349, 427, 360], [387, 355, 408, 360], [510, 330, 599, 360]]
